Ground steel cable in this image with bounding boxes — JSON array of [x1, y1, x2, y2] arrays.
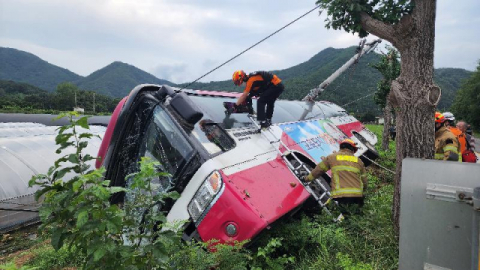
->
[[178, 5, 322, 91]]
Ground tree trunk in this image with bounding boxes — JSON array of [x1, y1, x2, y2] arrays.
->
[[360, 0, 440, 235], [382, 102, 392, 151]]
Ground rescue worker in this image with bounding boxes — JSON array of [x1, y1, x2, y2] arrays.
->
[[443, 112, 466, 154], [232, 70, 284, 128], [304, 139, 367, 207], [435, 112, 461, 161]]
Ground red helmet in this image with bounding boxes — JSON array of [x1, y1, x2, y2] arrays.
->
[[435, 112, 445, 123], [340, 139, 358, 152], [232, 70, 246, 86]]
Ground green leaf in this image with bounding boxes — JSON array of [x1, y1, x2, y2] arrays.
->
[[72, 180, 83, 192], [76, 116, 89, 129], [51, 229, 65, 250], [79, 133, 94, 139], [68, 154, 80, 164], [109, 186, 126, 194], [93, 248, 107, 262], [77, 210, 89, 228]]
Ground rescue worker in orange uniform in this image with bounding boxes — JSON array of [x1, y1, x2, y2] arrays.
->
[[232, 70, 284, 128], [435, 112, 461, 161], [304, 139, 367, 207], [443, 112, 467, 154]]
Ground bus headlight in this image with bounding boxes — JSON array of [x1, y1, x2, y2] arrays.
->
[[187, 171, 223, 223]]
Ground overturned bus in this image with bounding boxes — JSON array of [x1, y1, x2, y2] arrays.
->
[[96, 84, 378, 243]]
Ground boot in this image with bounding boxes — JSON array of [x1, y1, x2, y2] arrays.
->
[[260, 120, 270, 129]]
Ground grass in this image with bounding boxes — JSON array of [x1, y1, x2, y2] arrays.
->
[[1, 125, 398, 270]]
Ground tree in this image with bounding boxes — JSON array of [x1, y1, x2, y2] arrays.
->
[[451, 61, 480, 129], [371, 47, 401, 150], [317, 0, 441, 234], [54, 82, 77, 111]]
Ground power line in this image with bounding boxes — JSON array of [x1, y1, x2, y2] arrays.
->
[[179, 5, 322, 91], [341, 91, 375, 107]]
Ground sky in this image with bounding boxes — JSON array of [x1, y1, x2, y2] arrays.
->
[[1, 0, 479, 84]]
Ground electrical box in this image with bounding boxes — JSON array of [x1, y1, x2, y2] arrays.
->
[[399, 158, 480, 270]]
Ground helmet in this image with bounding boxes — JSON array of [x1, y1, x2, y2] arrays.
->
[[340, 139, 358, 152], [232, 70, 246, 86], [443, 112, 455, 121], [435, 112, 445, 123]]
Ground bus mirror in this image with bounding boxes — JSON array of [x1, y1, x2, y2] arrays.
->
[[155, 85, 176, 101], [170, 92, 204, 125]]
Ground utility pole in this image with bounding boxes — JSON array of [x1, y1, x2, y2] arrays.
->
[[93, 92, 96, 114], [302, 39, 382, 101], [298, 39, 381, 120]]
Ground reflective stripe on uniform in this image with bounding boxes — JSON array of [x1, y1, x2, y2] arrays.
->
[[443, 145, 462, 162], [443, 145, 458, 153], [331, 188, 363, 196], [435, 153, 444, 160], [336, 155, 358, 163], [331, 165, 362, 197]]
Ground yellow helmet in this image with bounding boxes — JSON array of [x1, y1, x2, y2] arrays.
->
[[232, 70, 246, 86], [340, 139, 358, 152], [435, 112, 445, 123]]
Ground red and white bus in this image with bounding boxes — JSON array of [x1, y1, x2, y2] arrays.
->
[[97, 84, 378, 244]]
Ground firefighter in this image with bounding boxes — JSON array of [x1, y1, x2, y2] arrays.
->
[[443, 112, 467, 154], [435, 112, 461, 161], [232, 70, 284, 128], [304, 139, 368, 207]]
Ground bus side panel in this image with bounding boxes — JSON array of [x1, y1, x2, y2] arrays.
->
[[96, 97, 127, 169]]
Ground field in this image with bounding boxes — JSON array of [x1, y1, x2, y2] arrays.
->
[[0, 124, 399, 270]]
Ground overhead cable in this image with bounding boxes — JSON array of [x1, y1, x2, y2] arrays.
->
[[341, 92, 375, 107], [179, 5, 322, 91]]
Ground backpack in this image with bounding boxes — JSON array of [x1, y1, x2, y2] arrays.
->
[[462, 136, 478, 163]]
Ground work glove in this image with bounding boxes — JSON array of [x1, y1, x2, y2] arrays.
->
[[225, 104, 237, 115], [300, 172, 312, 182]]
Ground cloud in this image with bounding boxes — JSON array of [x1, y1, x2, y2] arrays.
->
[[1, 0, 479, 84], [150, 63, 188, 82]]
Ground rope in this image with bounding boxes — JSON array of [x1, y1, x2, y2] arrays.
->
[[178, 5, 322, 91], [361, 154, 396, 174]]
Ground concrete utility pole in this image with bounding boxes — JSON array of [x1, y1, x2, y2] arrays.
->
[[302, 39, 382, 101], [93, 93, 95, 114]]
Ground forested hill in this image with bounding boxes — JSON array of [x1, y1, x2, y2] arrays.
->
[[434, 68, 473, 111], [184, 46, 472, 114], [0, 47, 82, 91], [0, 46, 472, 114], [0, 47, 175, 97], [77, 61, 174, 97]]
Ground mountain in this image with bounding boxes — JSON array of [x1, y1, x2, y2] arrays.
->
[[0, 47, 174, 97], [0, 47, 82, 91], [186, 47, 472, 114], [434, 68, 473, 111], [77, 61, 174, 97], [1, 46, 472, 114]]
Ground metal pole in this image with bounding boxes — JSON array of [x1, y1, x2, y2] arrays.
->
[[302, 39, 382, 101]]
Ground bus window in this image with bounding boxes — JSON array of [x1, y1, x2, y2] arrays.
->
[[192, 119, 236, 155], [141, 106, 194, 192], [188, 95, 254, 129]]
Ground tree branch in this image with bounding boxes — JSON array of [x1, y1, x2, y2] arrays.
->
[[359, 12, 397, 45]]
